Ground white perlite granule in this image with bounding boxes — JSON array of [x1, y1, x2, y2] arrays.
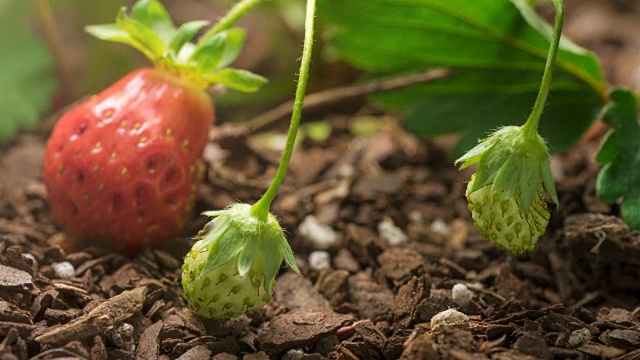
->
[[378, 219, 408, 246], [281, 349, 305, 360], [430, 308, 469, 328], [107, 323, 135, 352], [431, 218, 450, 238], [52, 261, 75, 279], [567, 328, 592, 348], [308, 251, 331, 271], [298, 215, 337, 250], [452, 283, 473, 307]]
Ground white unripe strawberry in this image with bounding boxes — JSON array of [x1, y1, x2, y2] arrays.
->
[[466, 175, 550, 255], [181, 203, 299, 319], [457, 126, 558, 255]]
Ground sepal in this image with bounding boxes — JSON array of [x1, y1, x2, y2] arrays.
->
[[85, 0, 266, 92], [456, 125, 558, 214], [204, 68, 268, 92]]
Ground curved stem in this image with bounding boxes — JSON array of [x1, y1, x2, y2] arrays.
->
[[251, 0, 316, 221], [522, 0, 564, 138], [33, 0, 78, 102], [201, 0, 263, 41]]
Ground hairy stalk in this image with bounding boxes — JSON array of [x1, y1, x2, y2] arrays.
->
[[202, 0, 263, 41], [522, 0, 564, 138], [251, 0, 316, 221]]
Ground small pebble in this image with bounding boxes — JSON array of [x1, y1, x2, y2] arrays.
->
[[298, 215, 337, 250], [281, 349, 305, 360], [408, 210, 423, 224], [107, 323, 135, 352], [430, 308, 469, 328], [52, 261, 75, 279], [452, 283, 473, 307], [308, 251, 331, 271], [567, 328, 591, 348], [431, 218, 450, 238], [23, 253, 37, 263], [337, 164, 355, 178], [378, 219, 408, 246]]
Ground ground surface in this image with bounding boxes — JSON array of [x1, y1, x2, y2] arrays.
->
[[2, 0, 640, 359]]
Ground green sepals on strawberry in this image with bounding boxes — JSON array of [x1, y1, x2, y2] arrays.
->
[[43, 0, 266, 255], [181, 203, 300, 319], [456, 126, 558, 255], [85, 0, 267, 91]]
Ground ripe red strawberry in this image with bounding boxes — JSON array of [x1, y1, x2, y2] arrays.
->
[[43, 0, 266, 254]]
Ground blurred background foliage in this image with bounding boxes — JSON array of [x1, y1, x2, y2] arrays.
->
[[0, 0, 358, 138], [0, 0, 617, 154]]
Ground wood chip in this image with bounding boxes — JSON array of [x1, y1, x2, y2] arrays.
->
[[136, 320, 163, 360], [258, 308, 354, 354], [0, 264, 34, 292], [35, 287, 147, 344], [0, 321, 36, 337], [176, 345, 212, 360]]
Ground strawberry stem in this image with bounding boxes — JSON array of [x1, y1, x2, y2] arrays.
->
[[200, 0, 263, 43], [522, 0, 564, 139], [251, 0, 316, 222]]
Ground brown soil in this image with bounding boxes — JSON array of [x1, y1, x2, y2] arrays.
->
[[2, 0, 640, 359], [1, 113, 640, 359]]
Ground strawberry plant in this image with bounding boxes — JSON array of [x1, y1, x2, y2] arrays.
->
[[181, 0, 316, 319], [455, 0, 563, 254], [43, 0, 267, 255], [319, 0, 640, 252]]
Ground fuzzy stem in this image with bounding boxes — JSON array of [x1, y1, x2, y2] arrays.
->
[[251, 0, 316, 221], [522, 0, 564, 138], [201, 0, 263, 42]]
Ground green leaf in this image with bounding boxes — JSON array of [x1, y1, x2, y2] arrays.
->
[[190, 29, 246, 74], [115, 8, 165, 58], [0, 1, 55, 143], [595, 88, 640, 230], [204, 68, 267, 92], [169, 20, 209, 54], [190, 31, 227, 73], [318, 0, 607, 155], [85, 24, 156, 59], [131, 0, 175, 44], [216, 28, 246, 70]]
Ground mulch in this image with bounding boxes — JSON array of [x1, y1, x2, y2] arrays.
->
[[1, 113, 639, 359]]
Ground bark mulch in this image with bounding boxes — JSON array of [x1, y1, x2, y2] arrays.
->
[[1, 115, 639, 359]]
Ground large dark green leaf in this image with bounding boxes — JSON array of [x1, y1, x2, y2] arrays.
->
[[318, 0, 606, 155], [596, 89, 640, 230]]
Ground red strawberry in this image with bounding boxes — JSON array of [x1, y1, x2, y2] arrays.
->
[[43, 0, 266, 254]]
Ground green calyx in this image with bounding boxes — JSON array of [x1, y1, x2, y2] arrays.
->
[[85, 0, 267, 91], [457, 0, 564, 216], [194, 203, 300, 293], [457, 125, 558, 214]]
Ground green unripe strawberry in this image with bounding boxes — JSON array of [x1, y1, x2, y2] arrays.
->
[[182, 242, 276, 318], [181, 203, 299, 319], [457, 126, 558, 255], [466, 175, 550, 255]]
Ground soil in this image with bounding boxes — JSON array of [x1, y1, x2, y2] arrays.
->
[[2, 0, 640, 359]]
